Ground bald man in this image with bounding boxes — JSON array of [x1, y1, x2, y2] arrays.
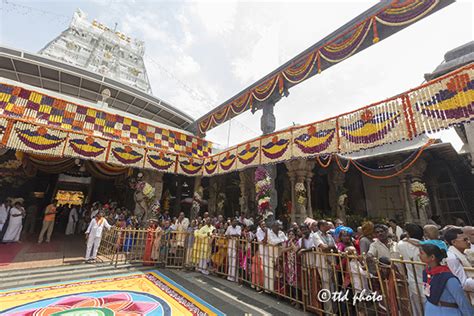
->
[[423, 224, 440, 240], [463, 226, 474, 265]]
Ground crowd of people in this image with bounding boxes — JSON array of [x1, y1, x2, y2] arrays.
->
[[1, 195, 474, 315], [130, 213, 474, 315], [0, 197, 143, 244]]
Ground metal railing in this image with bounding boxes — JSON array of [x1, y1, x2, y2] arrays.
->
[[98, 228, 474, 315]]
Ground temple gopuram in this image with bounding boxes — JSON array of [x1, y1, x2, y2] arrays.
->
[[1, 0, 473, 228]]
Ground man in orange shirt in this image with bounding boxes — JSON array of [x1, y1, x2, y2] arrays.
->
[[38, 199, 58, 243]]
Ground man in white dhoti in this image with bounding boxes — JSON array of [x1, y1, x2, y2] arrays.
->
[[65, 206, 78, 235], [0, 198, 9, 232], [265, 221, 287, 292], [313, 220, 337, 313], [225, 218, 241, 282], [85, 211, 112, 263], [398, 223, 425, 316], [2, 199, 25, 243], [256, 220, 268, 291]]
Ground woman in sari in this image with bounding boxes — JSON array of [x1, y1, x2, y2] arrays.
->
[[195, 217, 215, 275], [280, 229, 300, 304], [143, 219, 158, 266], [211, 228, 228, 273], [151, 222, 163, 262]]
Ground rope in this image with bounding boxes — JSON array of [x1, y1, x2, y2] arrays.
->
[[335, 155, 351, 173], [351, 139, 434, 179], [316, 154, 332, 168]]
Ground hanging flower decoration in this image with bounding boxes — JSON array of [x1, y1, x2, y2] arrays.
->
[[410, 181, 430, 208], [295, 182, 307, 205], [255, 166, 271, 216]]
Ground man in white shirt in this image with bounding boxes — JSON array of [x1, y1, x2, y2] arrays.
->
[[445, 228, 474, 294], [225, 218, 241, 282], [312, 220, 337, 313], [0, 199, 9, 232], [173, 212, 189, 247], [388, 219, 403, 242], [266, 221, 287, 292], [397, 223, 425, 316], [463, 226, 474, 265], [256, 220, 268, 291], [85, 212, 111, 263]]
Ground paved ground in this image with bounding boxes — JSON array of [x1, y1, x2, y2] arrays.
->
[[161, 269, 311, 315], [0, 233, 86, 270]]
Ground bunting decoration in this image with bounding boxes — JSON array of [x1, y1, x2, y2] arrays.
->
[[292, 119, 338, 157], [196, 0, 452, 134], [203, 156, 219, 176], [252, 75, 280, 102], [237, 140, 261, 170], [107, 142, 145, 168], [63, 133, 108, 161], [261, 132, 292, 164], [339, 101, 409, 153], [177, 157, 203, 176], [319, 19, 372, 63], [410, 67, 474, 134], [0, 63, 472, 177], [0, 117, 7, 144], [0, 83, 211, 158], [282, 52, 317, 84], [218, 147, 238, 174], [6, 122, 67, 156], [375, 0, 439, 26], [145, 150, 177, 173]]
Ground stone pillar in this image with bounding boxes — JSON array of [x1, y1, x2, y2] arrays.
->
[[174, 176, 183, 214], [142, 170, 164, 200], [328, 164, 345, 219], [285, 160, 315, 224], [399, 177, 413, 223], [407, 159, 429, 225], [239, 171, 249, 215], [288, 172, 296, 223], [208, 176, 218, 216], [194, 176, 202, 194], [261, 101, 278, 215]]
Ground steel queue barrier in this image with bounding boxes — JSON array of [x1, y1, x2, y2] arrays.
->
[[98, 228, 474, 315]]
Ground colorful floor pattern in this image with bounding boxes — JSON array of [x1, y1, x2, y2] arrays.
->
[[0, 270, 224, 316]]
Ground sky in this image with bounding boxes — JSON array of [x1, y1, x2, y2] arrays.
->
[[1, 0, 473, 150]]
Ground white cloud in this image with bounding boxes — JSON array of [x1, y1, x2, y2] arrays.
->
[[192, 1, 238, 36]]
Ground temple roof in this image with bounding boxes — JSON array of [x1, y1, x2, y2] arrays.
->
[[0, 46, 194, 130]]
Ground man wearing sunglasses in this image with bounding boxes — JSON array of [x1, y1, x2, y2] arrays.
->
[[445, 228, 474, 295]]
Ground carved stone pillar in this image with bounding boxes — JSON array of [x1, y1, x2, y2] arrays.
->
[[285, 160, 314, 223], [288, 172, 296, 223], [208, 176, 218, 216], [407, 159, 429, 225], [399, 176, 413, 223], [328, 164, 346, 220], [142, 170, 164, 200], [305, 177, 313, 218], [239, 171, 249, 215]]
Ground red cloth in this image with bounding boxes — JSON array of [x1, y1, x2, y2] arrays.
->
[[142, 228, 155, 266]]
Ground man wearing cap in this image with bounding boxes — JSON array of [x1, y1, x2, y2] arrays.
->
[[38, 199, 58, 243], [85, 211, 112, 263], [2, 199, 25, 243]]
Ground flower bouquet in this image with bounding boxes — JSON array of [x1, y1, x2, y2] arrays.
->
[[255, 166, 271, 216], [410, 181, 430, 208], [295, 182, 306, 205]]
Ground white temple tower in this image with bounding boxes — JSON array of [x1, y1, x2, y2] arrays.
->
[[39, 9, 152, 93]]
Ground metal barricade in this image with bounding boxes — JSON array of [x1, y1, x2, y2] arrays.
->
[[98, 228, 474, 315]]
